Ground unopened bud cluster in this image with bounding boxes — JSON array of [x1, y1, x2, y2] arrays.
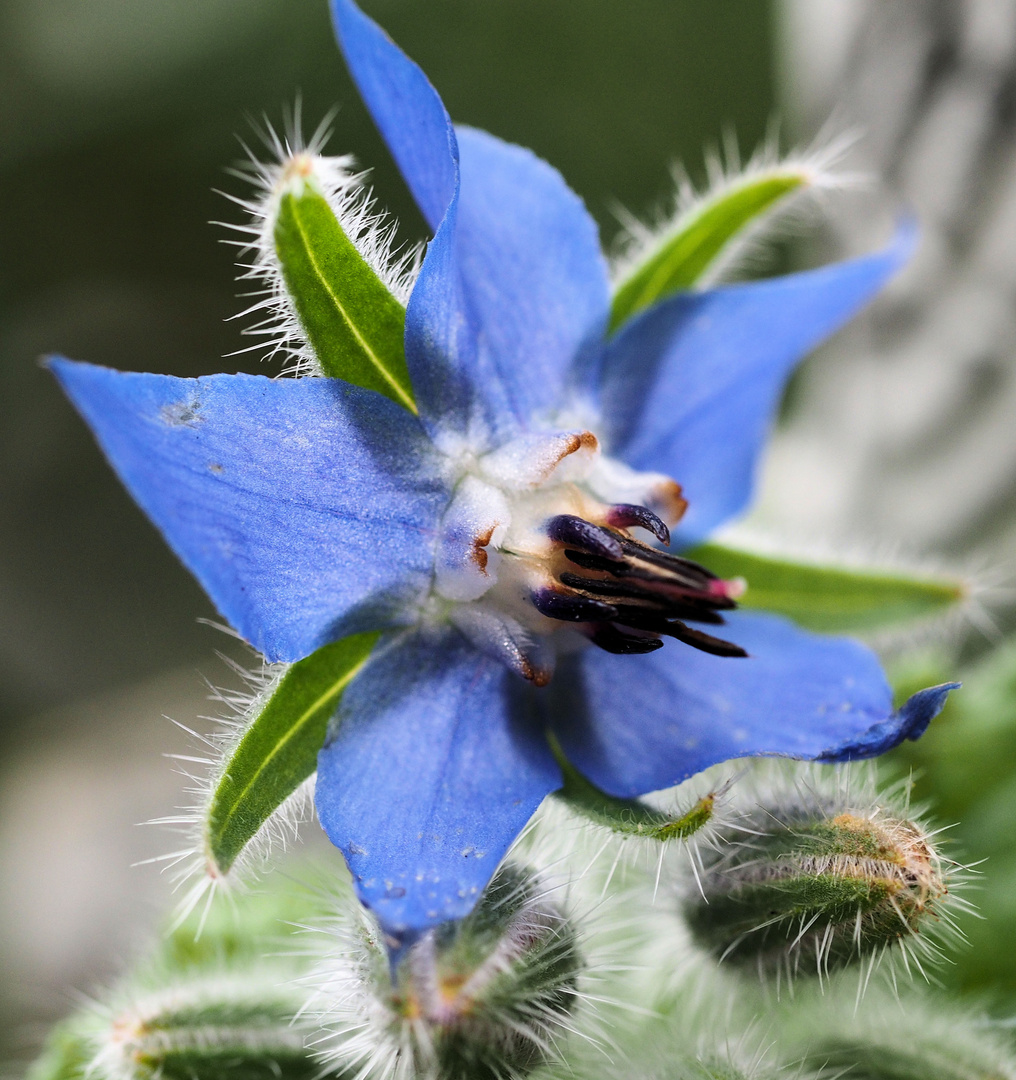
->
[[682, 770, 952, 979], [318, 865, 581, 1080]]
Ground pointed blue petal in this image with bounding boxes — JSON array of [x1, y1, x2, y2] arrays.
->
[[316, 630, 559, 939], [405, 129, 610, 442], [547, 610, 952, 797], [50, 359, 447, 663], [329, 1, 609, 440], [450, 126, 609, 434], [594, 226, 915, 544], [330, 0, 456, 230], [817, 681, 960, 762]]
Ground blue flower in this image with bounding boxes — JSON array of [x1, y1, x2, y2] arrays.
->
[[50, 0, 955, 942]]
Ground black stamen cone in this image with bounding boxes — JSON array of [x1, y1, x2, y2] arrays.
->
[[665, 621, 748, 658], [590, 624, 665, 655], [532, 589, 618, 623], [541, 510, 748, 660], [546, 515, 624, 560], [606, 503, 670, 544]]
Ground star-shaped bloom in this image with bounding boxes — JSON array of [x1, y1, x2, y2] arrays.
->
[[51, 0, 954, 941]]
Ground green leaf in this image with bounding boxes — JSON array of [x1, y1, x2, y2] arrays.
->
[[688, 542, 966, 634], [205, 632, 379, 875], [610, 170, 808, 332], [26, 1022, 91, 1080], [548, 733, 714, 841], [274, 185, 416, 412]]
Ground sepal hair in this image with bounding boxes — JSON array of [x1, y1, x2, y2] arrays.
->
[[785, 990, 1016, 1080], [611, 130, 862, 292], [523, 767, 737, 912], [679, 762, 970, 989], [26, 885, 332, 1080], [145, 654, 313, 926], [221, 107, 422, 376]]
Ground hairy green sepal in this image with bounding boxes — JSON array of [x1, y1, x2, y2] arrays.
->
[[549, 733, 714, 840], [274, 186, 416, 411], [685, 809, 944, 974], [205, 632, 379, 875], [689, 542, 965, 633], [389, 865, 581, 1080], [610, 171, 806, 331]]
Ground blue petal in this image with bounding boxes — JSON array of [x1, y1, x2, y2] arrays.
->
[[593, 226, 915, 544], [50, 359, 447, 663], [817, 681, 960, 762], [405, 130, 609, 441], [546, 610, 953, 797], [330, 0, 456, 231], [450, 127, 609, 434], [330, 1, 609, 441], [316, 630, 560, 939]]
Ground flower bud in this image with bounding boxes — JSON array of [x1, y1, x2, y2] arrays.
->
[[27, 881, 334, 1080], [682, 766, 955, 980], [30, 978, 318, 1080], [317, 864, 582, 1080]]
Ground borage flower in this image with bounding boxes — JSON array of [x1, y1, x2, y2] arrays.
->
[[51, 0, 955, 943]]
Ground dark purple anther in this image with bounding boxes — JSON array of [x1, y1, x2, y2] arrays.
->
[[666, 621, 748, 658], [605, 503, 671, 545], [532, 589, 618, 623], [589, 624, 665, 655], [546, 515, 624, 560]]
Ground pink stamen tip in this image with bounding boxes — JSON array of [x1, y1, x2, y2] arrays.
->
[[710, 576, 747, 601]]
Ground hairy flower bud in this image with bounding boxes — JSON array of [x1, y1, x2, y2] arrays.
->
[[28, 978, 319, 1080], [316, 865, 582, 1080], [682, 766, 957, 981]]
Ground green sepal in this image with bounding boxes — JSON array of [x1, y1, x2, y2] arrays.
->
[[688, 542, 966, 633], [812, 1039, 1000, 1080], [610, 170, 807, 331], [548, 732, 714, 841], [34, 989, 326, 1080], [274, 184, 416, 412], [387, 865, 581, 1080], [25, 1022, 91, 1080], [205, 632, 379, 875], [126, 997, 319, 1080], [684, 807, 946, 974]]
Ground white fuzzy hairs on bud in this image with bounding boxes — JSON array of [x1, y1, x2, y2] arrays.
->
[[610, 125, 865, 291], [299, 831, 674, 1080], [675, 761, 974, 1000], [83, 977, 310, 1080], [217, 102, 423, 377], [516, 768, 739, 915]]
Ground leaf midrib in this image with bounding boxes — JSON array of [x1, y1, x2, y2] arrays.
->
[[291, 200, 417, 415]]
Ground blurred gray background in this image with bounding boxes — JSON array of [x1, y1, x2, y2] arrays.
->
[[3, 0, 1016, 1066]]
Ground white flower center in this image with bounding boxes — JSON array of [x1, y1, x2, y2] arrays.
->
[[428, 430, 742, 685]]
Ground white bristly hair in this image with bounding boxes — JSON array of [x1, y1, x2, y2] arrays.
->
[[139, 643, 315, 935], [610, 126, 866, 293], [676, 760, 975, 1003], [216, 104, 423, 377]]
